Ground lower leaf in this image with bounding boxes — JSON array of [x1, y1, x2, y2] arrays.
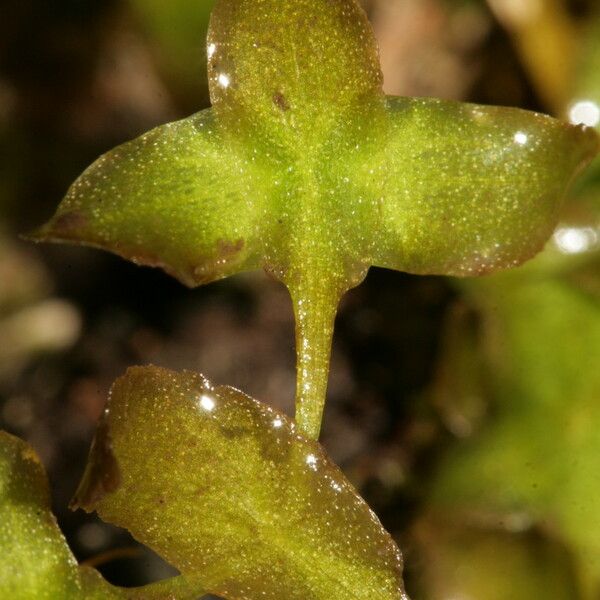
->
[[72, 366, 407, 600]]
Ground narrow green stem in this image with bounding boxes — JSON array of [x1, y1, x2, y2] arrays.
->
[[289, 276, 343, 440]]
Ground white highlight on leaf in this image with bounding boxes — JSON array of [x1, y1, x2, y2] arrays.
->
[[568, 100, 600, 127], [199, 394, 216, 412], [553, 226, 599, 254], [217, 73, 231, 88], [513, 131, 528, 145]]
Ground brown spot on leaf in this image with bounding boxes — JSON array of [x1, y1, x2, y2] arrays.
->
[[192, 238, 246, 284], [273, 92, 289, 111], [70, 419, 121, 512], [218, 238, 245, 258], [53, 211, 88, 232]]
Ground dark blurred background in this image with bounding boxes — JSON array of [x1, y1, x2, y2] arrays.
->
[[1, 1, 599, 598]]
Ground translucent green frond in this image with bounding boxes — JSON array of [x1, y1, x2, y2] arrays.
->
[[72, 366, 406, 600]]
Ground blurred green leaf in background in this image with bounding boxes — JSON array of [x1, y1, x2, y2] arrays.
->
[[414, 4, 600, 598]]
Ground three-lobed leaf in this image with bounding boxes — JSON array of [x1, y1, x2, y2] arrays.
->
[[72, 366, 407, 600], [32, 0, 599, 438]]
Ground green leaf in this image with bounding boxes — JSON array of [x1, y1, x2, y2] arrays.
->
[[0, 430, 113, 599], [71, 366, 406, 600], [32, 0, 600, 438], [206, 0, 383, 147], [428, 272, 600, 597], [373, 98, 596, 276], [31, 110, 270, 287], [0, 430, 206, 600]]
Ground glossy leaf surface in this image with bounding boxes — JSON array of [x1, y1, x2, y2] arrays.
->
[[33, 0, 599, 438], [372, 97, 594, 276], [0, 430, 205, 600], [207, 0, 383, 146], [31, 111, 268, 288], [71, 366, 406, 600]]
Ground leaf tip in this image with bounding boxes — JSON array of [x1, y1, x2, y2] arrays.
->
[[21, 225, 52, 244], [23, 209, 90, 245]]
